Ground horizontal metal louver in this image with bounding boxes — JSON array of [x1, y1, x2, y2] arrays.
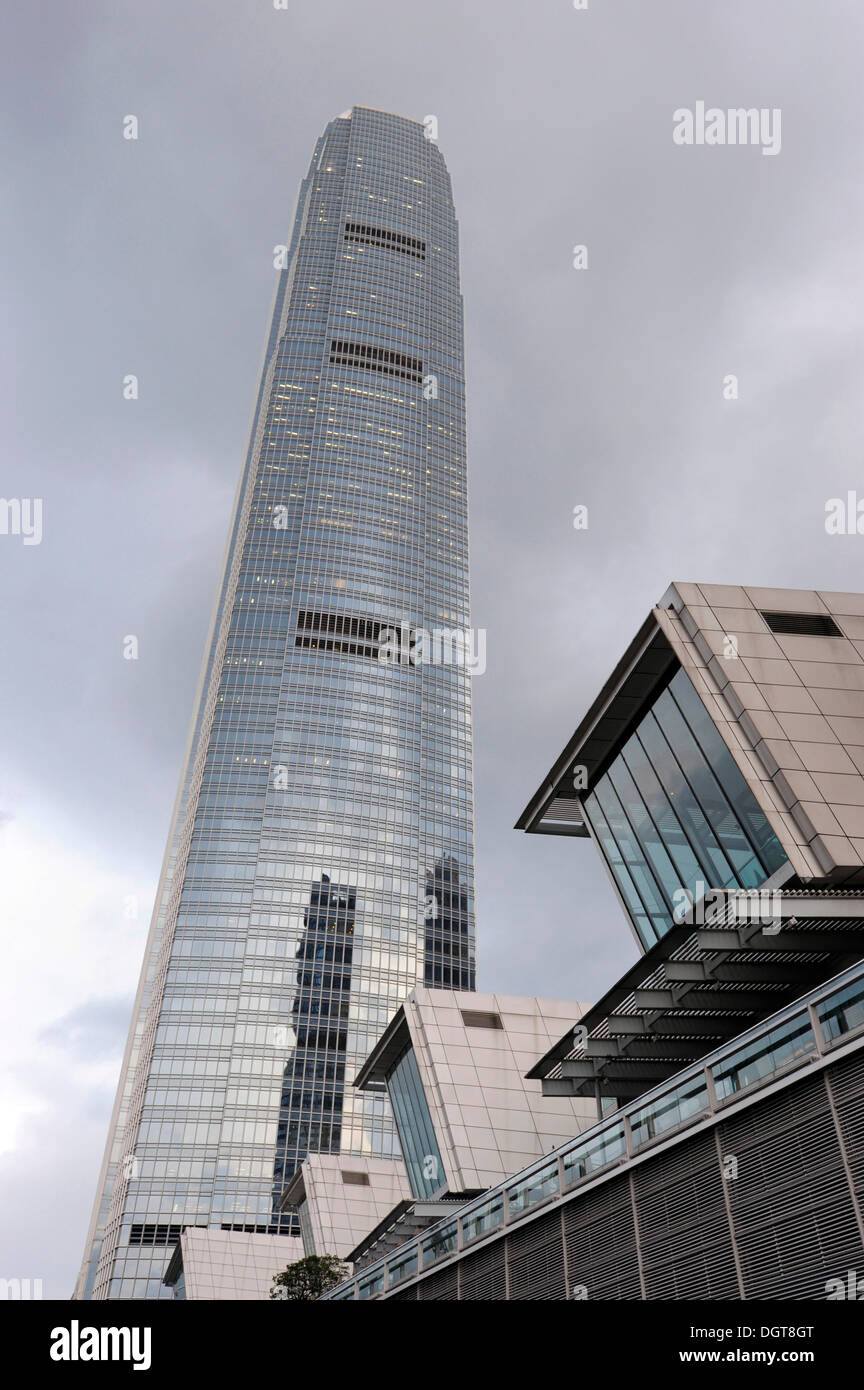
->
[[635, 1133, 740, 1299], [564, 1175, 643, 1299], [459, 1242, 507, 1300], [344, 220, 426, 260], [329, 339, 423, 384], [721, 1075, 860, 1299], [417, 1266, 459, 1300], [761, 611, 842, 637], [367, 1041, 864, 1302], [128, 1224, 185, 1246], [296, 609, 387, 661], [507, 1210, 566, 1300], [826, 1055, 864, 1195]]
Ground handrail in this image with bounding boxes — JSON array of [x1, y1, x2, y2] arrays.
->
[[324, 957, 864, 1299]]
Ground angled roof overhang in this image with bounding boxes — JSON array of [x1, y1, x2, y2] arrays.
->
[[527, 889, 864, 1101], [281, 1168, 307, 1209], [515, 613, 675, 836], [353, 1004, 411, 1089], [163, 1242, 184, 1287]]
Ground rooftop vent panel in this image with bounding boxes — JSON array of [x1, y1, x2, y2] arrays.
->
[[761, 611, 842, 637], [460, 1010, 503, 1030]]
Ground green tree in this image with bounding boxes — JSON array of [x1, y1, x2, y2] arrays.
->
[[270, 1254, 349, 1301]]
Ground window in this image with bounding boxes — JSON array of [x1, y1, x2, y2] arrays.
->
[[629, 1074, 710, 1148], [817, 978, 864, 1044], [357, 1269, 384, 1300], [386, 1046, 444, 1198], [712, 1012, 815, 1099], [562, 1123, 626, 1188], [422, 1220, 458, 1266], [582, 667, 787, 948], [461, 1193, 504, 1244], [507, 1161, 559, 1216], [388, 1246, 419, 1285]]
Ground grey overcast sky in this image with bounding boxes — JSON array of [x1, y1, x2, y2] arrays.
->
[[3, 0, 864, 1296]]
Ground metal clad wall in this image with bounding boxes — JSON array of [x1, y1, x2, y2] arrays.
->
[[721, 1076, 859, 1299], [416, 1266, 459, 1301], [382, 1047, 864, 1301], [828, 1053, 864, 1204], [635, 1132, 740, 1300], [459, 1243, 507, 1301], [507, 1209, 567, 1301], [564, 1174, 642, 1300]]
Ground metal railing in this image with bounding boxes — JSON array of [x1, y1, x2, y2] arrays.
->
[[323, 958, 864, 1300]]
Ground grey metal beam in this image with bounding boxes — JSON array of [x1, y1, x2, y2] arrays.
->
[[667, 989, 785, 1012], [663, 960, 815, 985], [695, 928, 863, 952], [541, 1077, 648, 1100], [560, 1059, 676, 1081], [649, 1015, 743, 1037], [583, 1037, 711, 1060]]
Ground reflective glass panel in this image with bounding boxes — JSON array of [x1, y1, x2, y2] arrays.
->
[[461, 1192, 504, 1244], [507, 1161, 559, 1215], [387, 1045, 444, 1198], [422, 1220, 458, 1265], [817, 978, 864, 1044], [582, 667, 787, 948], [629, 1074, 710, 1148], [562, 1123, 626, 1188], [712, 1013, 816, 1100]]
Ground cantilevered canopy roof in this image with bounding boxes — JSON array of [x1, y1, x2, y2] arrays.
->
[[515, 613, 675, 836], [353, 1004, 411, 1089], [528, 890, 864, 1101]]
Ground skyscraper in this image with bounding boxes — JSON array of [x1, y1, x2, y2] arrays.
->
[[75, 107, 475, 1300]]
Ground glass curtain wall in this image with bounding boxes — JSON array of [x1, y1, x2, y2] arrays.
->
[[583, 667, 787, 948]]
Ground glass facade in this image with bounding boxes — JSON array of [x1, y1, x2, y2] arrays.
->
[[817, 977, 864, 1044], [461, 1191, 504, 1244], [711, 1014, 816, 1101], [626, 1074, 710, 1149], [582, 667, 787, 949], [507, 1160, 559, 1215], [562, 1121, 625, 1188], [422, 1218, 458, 1264], [76, 107, 475, 1300], [323, 958, 864, 1300], [385, 1045, 444, 1198]]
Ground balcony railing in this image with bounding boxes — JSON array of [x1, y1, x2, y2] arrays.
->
[[324, 959, 864, 1300]]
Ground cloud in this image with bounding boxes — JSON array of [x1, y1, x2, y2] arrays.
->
[[39, 998, 133, 1064], [5, 0, 864, 1297]]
